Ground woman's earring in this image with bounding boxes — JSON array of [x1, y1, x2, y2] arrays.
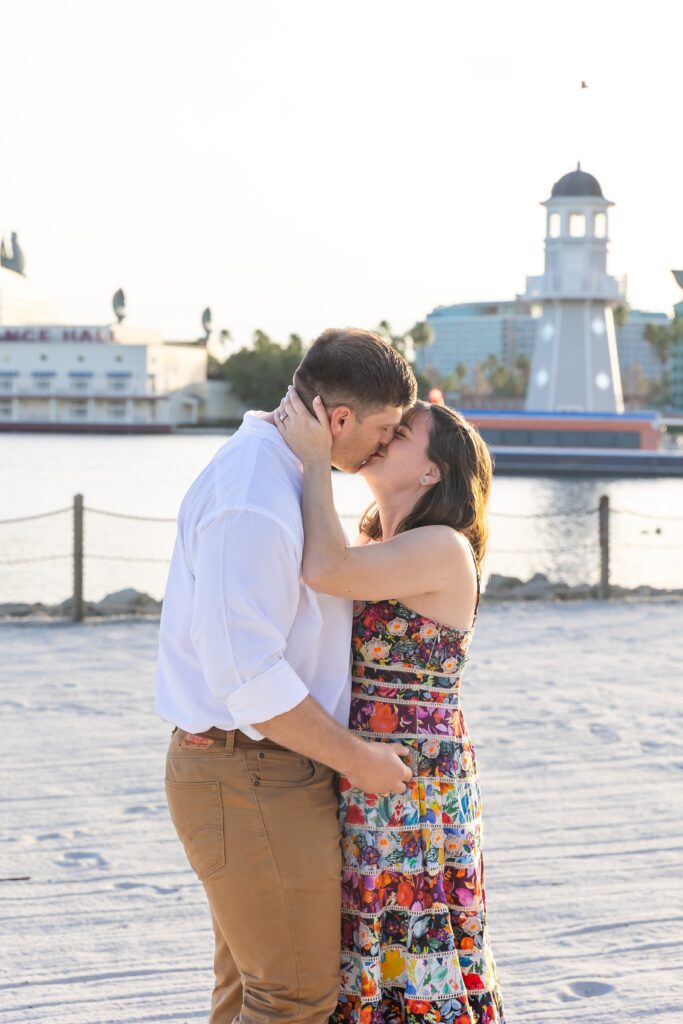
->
[[420, 475, 429, 485]]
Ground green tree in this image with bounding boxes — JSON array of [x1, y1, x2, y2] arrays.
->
[[221, 331, 305, 410], [474, 354, 530, 399], [442, 362, 468, 394], [643, 319, 683, 406], [613, 303, 630, 328], [454, 362, 467, 388], [376, 320, 432, 359], [407, 320, 432, 350], [514, 354, 531, 395]]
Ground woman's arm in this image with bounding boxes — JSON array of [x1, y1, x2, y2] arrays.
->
[[275, 390, 467, 601], [301, 462, 464, 599]]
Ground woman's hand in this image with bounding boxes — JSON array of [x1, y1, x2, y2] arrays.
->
[[275, 387, 332, 464]]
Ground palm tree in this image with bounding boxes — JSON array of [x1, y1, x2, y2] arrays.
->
[[644, 322, 677, 405], [450, 363, 467, 393], [407, 321, 432, 350], [613, 303, 630, 328]]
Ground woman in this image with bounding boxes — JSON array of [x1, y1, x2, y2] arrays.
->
[[275, 388, 505, 1024]]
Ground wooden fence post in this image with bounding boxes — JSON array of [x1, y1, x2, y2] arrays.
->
[[73, 494, 84, 622], [599, 494, 610, 600]]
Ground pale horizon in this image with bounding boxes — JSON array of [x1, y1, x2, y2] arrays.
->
[[2, 0, 681, 351]]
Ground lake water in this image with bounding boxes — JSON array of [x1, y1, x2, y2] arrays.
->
[[1, 433, 682, 604]]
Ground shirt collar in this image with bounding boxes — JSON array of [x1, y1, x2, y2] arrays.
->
[[240, 410, 303, 469]]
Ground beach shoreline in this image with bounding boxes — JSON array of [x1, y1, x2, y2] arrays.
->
[[1, 602, 682, 1022]]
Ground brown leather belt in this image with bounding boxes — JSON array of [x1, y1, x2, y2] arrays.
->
[[195, 726, 289, 752]]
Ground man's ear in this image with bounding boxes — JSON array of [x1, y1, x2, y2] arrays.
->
[[328, 405, 353, 437]]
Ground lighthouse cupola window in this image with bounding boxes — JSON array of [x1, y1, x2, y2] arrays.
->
[[569, 213, 586, 237], [548, 212, 561, 238], [593, 212, 607, 238]]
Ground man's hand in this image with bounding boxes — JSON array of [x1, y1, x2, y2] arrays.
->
[[345, 740, 413, 795]]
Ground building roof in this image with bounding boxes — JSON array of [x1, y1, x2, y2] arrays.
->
[[550, 163, 604, 198]]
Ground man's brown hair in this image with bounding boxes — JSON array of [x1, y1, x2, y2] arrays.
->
[[293, 327, 417, 417]]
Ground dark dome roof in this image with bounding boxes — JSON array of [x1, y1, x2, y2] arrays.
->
[[551, 164, 604, 198]]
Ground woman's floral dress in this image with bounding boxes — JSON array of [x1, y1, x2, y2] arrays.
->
[[332, 586, 505, 1024]]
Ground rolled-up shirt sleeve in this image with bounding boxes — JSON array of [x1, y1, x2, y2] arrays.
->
[[189, 509, 308, 739]]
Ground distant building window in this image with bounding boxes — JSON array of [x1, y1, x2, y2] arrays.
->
[[35, 379, 52, 392], [0, 380, 13, 391], [70, 402, 88, 419], [549, 212, 561, 238], [109, 380, 128, 392], [0, 401, 12, 417], [107, 402, 127, 419], [594, 212, 607, 238], [569, 213, 586, 237], [115, 355, 124, 363], [40, 353, 48, 362], [69, 371, 93, 392]]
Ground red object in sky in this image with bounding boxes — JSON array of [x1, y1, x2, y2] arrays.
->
[[428, 388, 445, 406]]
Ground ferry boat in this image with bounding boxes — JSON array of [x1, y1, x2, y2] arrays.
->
[[459, 409, 683, 476]]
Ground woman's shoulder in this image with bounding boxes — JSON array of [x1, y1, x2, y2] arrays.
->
[[404, 523, 471, 553]]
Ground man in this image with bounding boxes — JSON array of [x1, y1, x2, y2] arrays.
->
[[157, 326, 417, 1024]]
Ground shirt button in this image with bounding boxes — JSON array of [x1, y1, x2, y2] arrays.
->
[[253, 779, 260, 786], [258, 752, 265, 759]]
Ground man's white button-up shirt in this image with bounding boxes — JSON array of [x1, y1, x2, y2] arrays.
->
[[156, 412, 353, 740]]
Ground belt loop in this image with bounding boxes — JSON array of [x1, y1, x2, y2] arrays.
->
[[224, 730, 236, 755]]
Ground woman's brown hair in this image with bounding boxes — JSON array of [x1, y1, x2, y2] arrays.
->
[[359, 401, 493, 571]]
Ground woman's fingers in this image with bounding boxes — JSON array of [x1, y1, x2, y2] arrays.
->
[[286, 386, 307, 412], [312, 395, 329, 426]]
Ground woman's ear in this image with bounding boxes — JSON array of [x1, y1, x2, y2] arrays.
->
[[420, 463, 442, 487], [328, 405, 352, 437]]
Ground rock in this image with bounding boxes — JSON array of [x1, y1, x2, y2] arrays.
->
[[0, 602, 38, 617], [91, 589, 161, 615], [484, 574, 523, 595], [560, 584, 598, 600], [516, 573, 557, 599]]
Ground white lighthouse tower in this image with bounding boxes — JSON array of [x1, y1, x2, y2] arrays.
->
[[523, 165, 625, 412]]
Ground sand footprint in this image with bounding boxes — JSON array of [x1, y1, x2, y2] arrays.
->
[[589, 722, 620, 743], [114, 881, 179, 894], [59, 850, 108, 869], [558, 979, 615, 1002]]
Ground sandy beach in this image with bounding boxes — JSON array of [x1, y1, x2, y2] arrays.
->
[[1, 601, 682, 1023]]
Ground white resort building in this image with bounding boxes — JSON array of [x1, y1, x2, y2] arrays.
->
[[0, 257, 235, 432], [0, 320, 209, 432]]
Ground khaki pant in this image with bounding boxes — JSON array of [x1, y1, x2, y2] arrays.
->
[[165, 728, 342, 1024]]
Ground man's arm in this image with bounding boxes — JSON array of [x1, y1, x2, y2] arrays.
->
[[190, 509, 411, 793], [255, 696, 412, 795]]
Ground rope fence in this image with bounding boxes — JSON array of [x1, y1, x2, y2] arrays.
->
[[1, 494, 682, 620]]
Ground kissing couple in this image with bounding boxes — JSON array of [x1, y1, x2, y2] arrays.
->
[[157, 327, 505, 1024]]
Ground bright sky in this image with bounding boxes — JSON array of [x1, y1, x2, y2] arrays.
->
[[2, 0, 681, 352]]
